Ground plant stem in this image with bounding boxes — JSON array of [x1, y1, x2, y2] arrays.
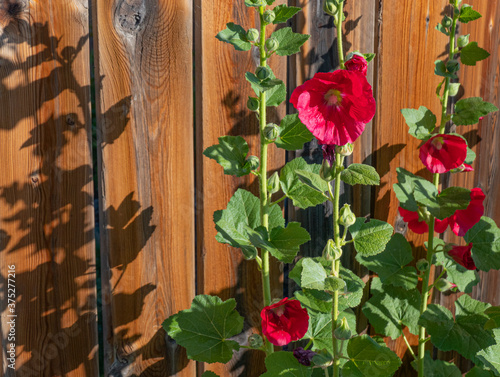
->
[[258, 5, 273, 356], [336, 2, 345, 69], [402, 326, 417, 361]]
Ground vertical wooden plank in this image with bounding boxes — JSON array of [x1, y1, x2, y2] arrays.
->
[[195, 0, 286, 375], [92, 0, 195, 375], [0, 1, 98, 376]]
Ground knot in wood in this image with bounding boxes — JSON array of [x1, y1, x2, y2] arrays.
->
[[115, 0, 146, 34], [6, 0, 24, 17]]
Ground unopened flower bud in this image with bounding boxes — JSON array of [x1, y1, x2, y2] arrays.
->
[[263, 10, 276, 24], [446, 59, 460, 73], [416, 259, 430, 272], [319, 159, 335, 182], [245, 156, 260, 171], [267, 172, 280, 194], [335, 143, 354, 157], [264, 123, 279, 141], [339, 204, 356, 228], [441, 15, 453, 28], [248, 334, 264, 348], [255, 66, 271, 80], [435, 278, 457, 293], [247, 97, 259, 111], [246, 28, 259, 43], [323, 0, 338, 17], [334, 317, 352, 340], [265, 38, 279, 52], [457, 34, 470, 48], [322, 239, 342, 261]]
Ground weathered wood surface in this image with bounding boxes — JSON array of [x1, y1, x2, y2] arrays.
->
[[194, 0, 286, 375], [0, 0, 98, 376], [92, 0, 195, 376]]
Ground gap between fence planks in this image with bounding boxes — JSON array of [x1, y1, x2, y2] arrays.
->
[[0, 0, 98, 376]]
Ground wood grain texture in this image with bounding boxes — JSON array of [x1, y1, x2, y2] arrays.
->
[[194, 0, 286, 375], [0, 0, 98, 376], [92, 0, 195, 375]]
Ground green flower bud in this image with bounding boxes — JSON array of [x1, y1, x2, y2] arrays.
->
[[245, 156, 260, 171], [264, 123, 279, 142], [255, 66, 271, 80], [263, 10, 276, 24], [434, 278, 457, 293], [457, 34, 470, 48], [248, 334, 264, 349], [319, 159, 335, 182], [441, 15, 453, 28], [446, 59, 460, 73], [323, 0, 339, 17], [416, 259, 430, 272], [246, 28, 260, 43], [267, 172, 280, 194], [417, 206, 431, 224], [339, 204, 356, 228], [334, 317, 352, 340], [335, 143, 354, 157], [322, 239, 342, 261], [247, 97, 259, 111], [265, 38, 279, 52]]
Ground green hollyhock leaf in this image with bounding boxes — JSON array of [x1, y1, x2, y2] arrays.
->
[[401, 106, 437, 140], [459, 5, 482, 23], [267, 222, 311, 263], [453, 97, 499, 126], [162, 295, 243, 363], [295, 289, 332, 313], [356, 233, 418, 289], [261, 351, 312, 377], [280, 157, 329, 209], [418, 295, 495, 363], [324, 276, 346, 292], [244, 0, 266, 7], [465, 216, 500, 271], [342, 335, 402, 377], [341, 164, 381, 186], [301, 258, 328, 290], [350, 218, 393, 256], [296, 170, 330, 193], [214, 189, 284, 259], [466, 147, 476, 165], [436, 23, 450, 36], [275, 114, 314, 151], [270, 27, 310, 56], [204, 136, 251, 177], [467, 367, 498, 377], [460, 42, 490, 66], [272, 5, 301, 24], [246, 72, 284, 94], [216, 23, 251, 51], [393, 168, 428, 212], [202, 373, 220, 377], [362, 278, 421, 339], [435, 59, 458, 79], [413, 182, 471, 220], [417, 351, 462, 377], [485, 307, 500, 330], [338, 266, 365, 311], [476, 329, 500, 375]]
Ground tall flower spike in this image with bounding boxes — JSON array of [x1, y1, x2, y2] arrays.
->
[[290, 70, 376, 146], [419, 134, 467, 174]]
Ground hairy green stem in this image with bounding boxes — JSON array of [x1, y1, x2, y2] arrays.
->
[[336, 2, 345, 69], [258, 5, 273, 356]]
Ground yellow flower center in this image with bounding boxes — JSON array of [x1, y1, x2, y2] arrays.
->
[[324, 89, 342, 106]]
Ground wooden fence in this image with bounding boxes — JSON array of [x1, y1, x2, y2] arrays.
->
[[0, 0, 498, 376]]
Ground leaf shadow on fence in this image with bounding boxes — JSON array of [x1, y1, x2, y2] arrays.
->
[[0, 12, 152, 377]]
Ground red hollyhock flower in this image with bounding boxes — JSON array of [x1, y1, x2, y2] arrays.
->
[[448, 187, 485, 237], [261, 297, 309, 346], [419, 134, 467, 174], [448, 243, 476, 270], [345, 55, 368, 76], [398, 207, 449, 234], [290, 70, 376, 146]]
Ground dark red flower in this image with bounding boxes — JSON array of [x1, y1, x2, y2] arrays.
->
[[322, 144, 336, 166], [398, 207, 448, 234], [419, 134, 467, 174], [293, 347, 316, 366], [261, 298, 309, 346], [448, 243, 476, 270], [345, 55, 368, 76], [448, 187, 485, 237], [290, 70, 376, 146]]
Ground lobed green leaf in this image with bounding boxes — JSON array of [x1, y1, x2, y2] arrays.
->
[[401, 106, 437, 140], [275, 114, 314, 151], [465, 216, 500, 271], [460, 42, 490, 66], [272, 5, 301, 24], [203, 136, 251, 177], [459, 5, 483, 23], [453, 97, 499, 126], [270, 27, 310, 56], [350, 218, 393, 256], [216, 23, 251, 51], [261, 352, 312, 377], [341, 164, 381, 186]]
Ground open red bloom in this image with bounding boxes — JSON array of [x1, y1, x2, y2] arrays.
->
[[345, 55, 368, 76], [419, 134, 467, 174], [448, 187, 485, 237], [398, 207, 448, 234], [290, 70, 376, 146], [261, 298, 309, 346], [448, 243, 476, 270]]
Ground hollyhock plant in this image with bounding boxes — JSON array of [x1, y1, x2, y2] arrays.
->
[[345, 54, 368, 76], [290, 70, 376, 146], [398, 207, 448, 234], [448, 187, 485, 237], [448, 243, 476, 270], [419, 134, 467, 174], [260, 297, 309, 346]]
